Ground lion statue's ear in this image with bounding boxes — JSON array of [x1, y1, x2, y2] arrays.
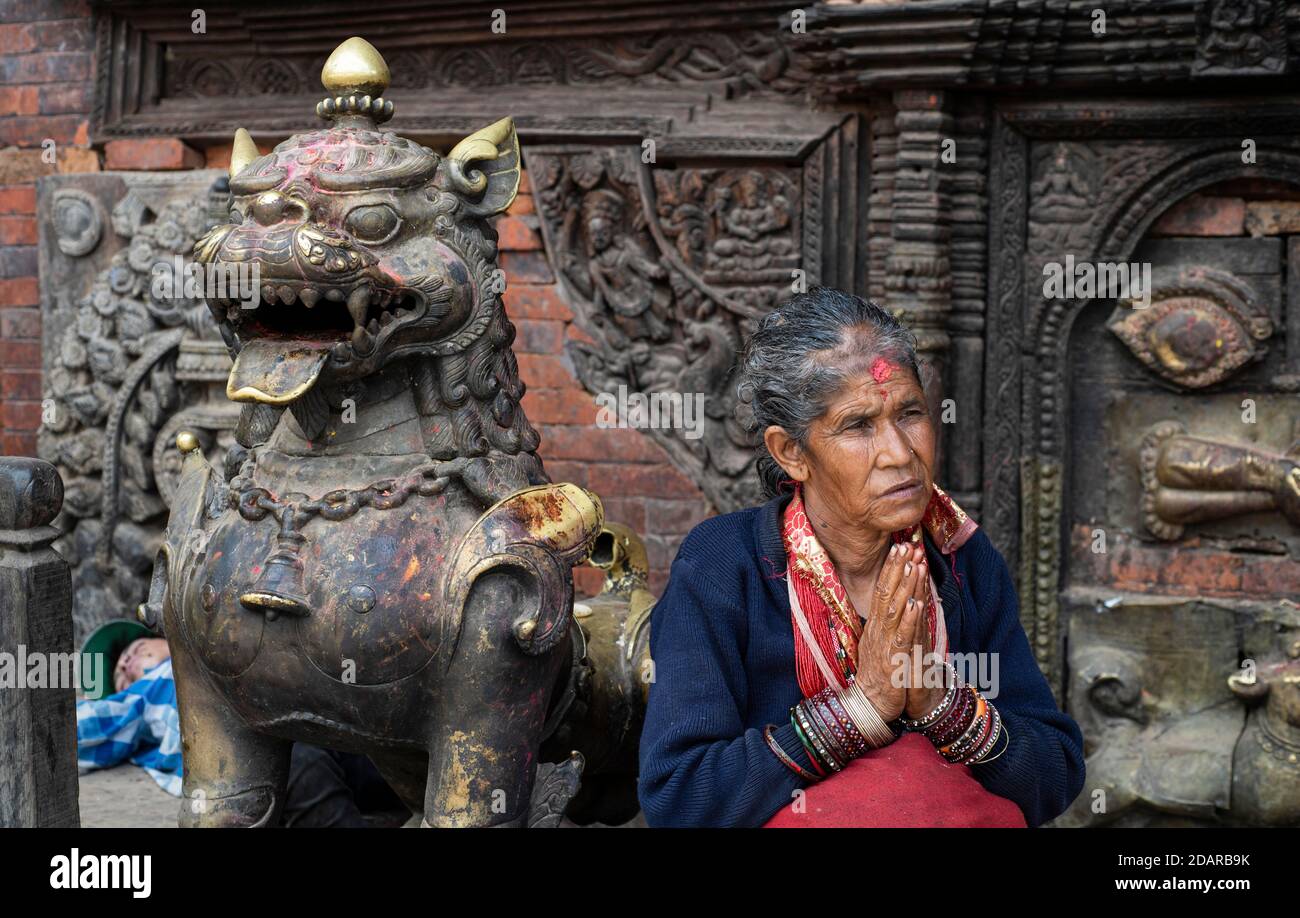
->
[[446, 117, 520, 217]]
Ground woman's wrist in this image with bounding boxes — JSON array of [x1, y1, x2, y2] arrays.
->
[[905, 685, 948, 722], [783, 679, 902, 778], [764, 723, 822, 782], [901, 677, 1005, 765], [898, 661, 959, 730], [837, 680, 901, 748]]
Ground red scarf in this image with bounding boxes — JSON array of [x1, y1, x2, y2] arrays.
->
[[781, 482, 977, 699]]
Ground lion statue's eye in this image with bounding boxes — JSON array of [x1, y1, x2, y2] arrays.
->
[[344, 204, 401, 244]]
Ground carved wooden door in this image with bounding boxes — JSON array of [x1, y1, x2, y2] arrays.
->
[[987, 99, 1300, 826]]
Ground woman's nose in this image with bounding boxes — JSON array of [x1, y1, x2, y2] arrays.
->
[[875, 423, 914, 468]]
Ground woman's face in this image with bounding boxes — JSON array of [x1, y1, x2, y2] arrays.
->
[[769, 355, 936, 535]]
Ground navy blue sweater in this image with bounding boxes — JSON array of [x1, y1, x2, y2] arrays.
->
[[636, 491, 1086, 828]]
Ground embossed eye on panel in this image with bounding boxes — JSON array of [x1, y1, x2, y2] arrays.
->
[[1108, 265, 1273, 388]]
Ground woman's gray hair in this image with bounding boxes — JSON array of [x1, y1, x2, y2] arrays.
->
[[736, 286, 922, 499]]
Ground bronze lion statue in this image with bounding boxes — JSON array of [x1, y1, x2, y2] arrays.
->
[[141, 37, 649, 828]]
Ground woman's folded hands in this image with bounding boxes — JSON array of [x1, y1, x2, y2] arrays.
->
[[855, 542, 945, 723]]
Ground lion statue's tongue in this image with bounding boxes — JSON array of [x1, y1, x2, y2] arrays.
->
[[226, 338, 333, 405]]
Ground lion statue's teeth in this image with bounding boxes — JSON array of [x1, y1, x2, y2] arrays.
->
[[346, 285, 370, 328]]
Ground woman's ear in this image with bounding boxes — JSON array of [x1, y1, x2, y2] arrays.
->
[[764, 425, 809, 484]]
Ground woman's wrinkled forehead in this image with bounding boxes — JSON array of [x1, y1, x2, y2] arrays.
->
[[814, 347, 920, 411], [831, 362, 922, 408]]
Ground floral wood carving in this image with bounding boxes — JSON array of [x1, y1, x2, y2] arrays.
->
[[37, 174, 231, 641]]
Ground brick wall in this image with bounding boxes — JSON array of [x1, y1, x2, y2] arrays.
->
[[0, 0, 97, 457], [498, 171, 711, 596], [0, 4, 710, 592]]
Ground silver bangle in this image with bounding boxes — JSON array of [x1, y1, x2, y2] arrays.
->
[[947, 697, 997, 762], [968, 704, 1003, 763], [839, 679, 898, 748], [971, 716, 1009, 765]]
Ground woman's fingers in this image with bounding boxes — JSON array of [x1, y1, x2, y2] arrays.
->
[[875, 543, 907, 612], [893, 596, 922, 650], [900, 595, 932, 692], [889, 548, 922, 616], [912, 551, 929, 603]]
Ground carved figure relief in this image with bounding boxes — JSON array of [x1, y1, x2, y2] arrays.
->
[[568, 186, 674, 344], [532, 147, 803, 511], [1028, 143, 1099, 256], [1194, 0, 1289, 76]]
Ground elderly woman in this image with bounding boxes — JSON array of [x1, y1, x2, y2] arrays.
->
[[637, 287, 1085, 828]]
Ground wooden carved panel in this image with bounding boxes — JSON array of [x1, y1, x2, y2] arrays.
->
[[529, 117, 863, 513], [37, 172, 234, 643], [987, 99, 1300, 827], [91, 1, 813, 142]]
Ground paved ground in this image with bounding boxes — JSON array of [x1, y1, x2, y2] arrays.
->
[[78, 767, 178, 828], [76, 764, 646, 827]]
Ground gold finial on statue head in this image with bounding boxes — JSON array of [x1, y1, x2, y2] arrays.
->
[[322, 37, 389, 95], [316, 37, 394, 124]]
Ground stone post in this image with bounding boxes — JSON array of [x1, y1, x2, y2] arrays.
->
[[0, 457, 79, 827]]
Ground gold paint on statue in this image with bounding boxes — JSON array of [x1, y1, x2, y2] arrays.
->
[[321, 36, 390, 95], [229, 128, 259, 180]]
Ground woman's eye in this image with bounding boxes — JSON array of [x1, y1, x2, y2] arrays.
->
[[344, 204, 401, 244]]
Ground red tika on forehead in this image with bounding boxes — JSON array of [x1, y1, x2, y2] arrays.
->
[[870, 356, 898, 383]]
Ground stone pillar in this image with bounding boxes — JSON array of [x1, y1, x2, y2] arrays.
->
[[0, 457, 79, 827], [887, 89, 954, 357]]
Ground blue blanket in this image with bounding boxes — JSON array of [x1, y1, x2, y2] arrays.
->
[[76, 658, 183, 796]]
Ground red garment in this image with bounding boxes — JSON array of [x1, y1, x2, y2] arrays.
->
[[764, 733, 1027, 828]]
